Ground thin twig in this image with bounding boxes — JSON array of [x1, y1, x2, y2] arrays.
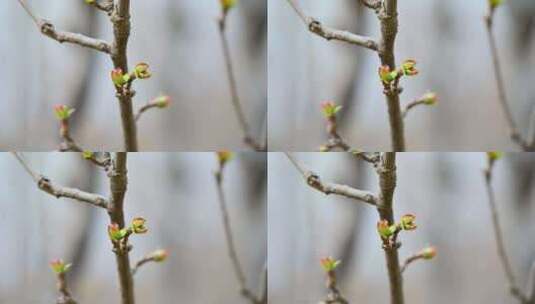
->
[[285, 153, 377, 206], [484, 157, 529, 303], [484, 6, 533, 151], [134, 103, 160, 122], [12, 152, 109, 209], [400, 252, 427, 274], [55, 272, 77, 304], [17, 0, 111, 54], [218, 10, 265, 151], [285, 0, 378, 51], [214, 161, 263, 304]]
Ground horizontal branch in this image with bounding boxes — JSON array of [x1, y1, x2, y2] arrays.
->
[[12, 153, 109, 209], [285, 153, 377, 206], [285, 0, 378, 51], [17, 0, 111, 54]]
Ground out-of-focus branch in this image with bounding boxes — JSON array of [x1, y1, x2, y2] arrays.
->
[[484, 3, 534, 151], [52, 266, 77, 304], [16, 0, 111, 54], [285, 0, 378, 51], [484, 153, 530, 304], [214, 153, 265, 304], [319, 257, 348, 304], [12, 152, 109, 209], [218, 6, 265, 151], [131, 250, 168, 276], [285, 153, 377, 206], [401, 93, 437, 119]]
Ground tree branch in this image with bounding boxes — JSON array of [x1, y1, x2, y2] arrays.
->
[[377, 1, 405, 151], [484, 155, 530, 303], [218, 11, 265, 151], [285, 153, 377, 206], [54, 272, 77, 304], [214, 160, 263, 304], [285, 0, 378, 51], [484, 5, 534, 151], [12, 152, 109, 209], [376, 152, 404, 304], [107, 152, 135, 304], [110, 0, 138, 151], [17, 0, 111, 54]]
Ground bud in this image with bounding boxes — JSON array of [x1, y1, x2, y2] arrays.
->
[[151, 249, 169, 262], [420, 246, 437, 260], [487, 151, 503, 161], [319, 145, 329, 152], [108, 223, 128, 241], [54, 105, 75, 121], [379, 65, 397, 84], [220, 0, 237, 12], [133, 63, 151, 79], [320, 257, 341, 272], [320, 101, 342, 119], [401, 59, 418, 76], [489, 0, 503, 9], [131, 217, 148, 234], [111, 68, 127, 87], [377, 220, 396, 239], [399, 214, 417, 231], [50, 259, 72, 274], [85, 0, 96, 4], [422, 92, 438, 105], [151, 95, 171, 109], [217, 151, 233, 166], [82, 151, 94, 159]]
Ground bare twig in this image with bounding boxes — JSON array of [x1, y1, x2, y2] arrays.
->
[[484, 5, 533, 151], [320, 267, 349, 304], [285, 0, 378, 51], [285, 153, 377, 206], [401, 94, 436, 119], [12, 152, 109, 209], [54, 272, 77, 304], [87, 0, 114, 14], [214, 159, 265, 304], [218, 10, 265, 151], [17, 0, 111, 54], [134, 103, 161, 122], [484, 155, 530, 303], [400, 251, 431, 274]]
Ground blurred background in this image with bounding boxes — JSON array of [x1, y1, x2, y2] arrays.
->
[[268, 0, 535, 151], [0, 152, 266, 303], [0, 1, 266, 150], [269, 152, 535, 303]]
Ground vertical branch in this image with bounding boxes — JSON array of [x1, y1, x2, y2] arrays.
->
[[108, 152, 135, 304], [378, 0, 405, 151], [376, 152, 404, 304], [111, 0, 138, 151], [484, 3, 533, 151], [218, 6, 265, 151], [484, 155, 529, 303], [214, 153, 264, 304]]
